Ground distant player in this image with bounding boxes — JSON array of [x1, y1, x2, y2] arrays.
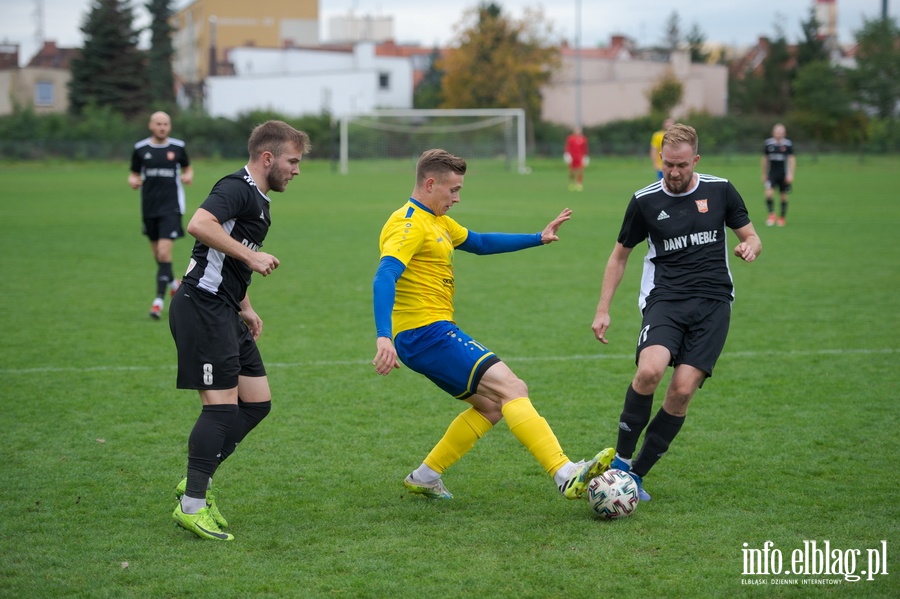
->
[[762, 123, 795, 227], [372, 148, 613, 502], [128, 111, 193, 319], [649, 117, 673, 179], [564, 127, 589, 191]]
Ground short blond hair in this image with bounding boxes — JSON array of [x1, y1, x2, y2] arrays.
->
[[416, 149, 467, 185], [662, 123, 698, 154]]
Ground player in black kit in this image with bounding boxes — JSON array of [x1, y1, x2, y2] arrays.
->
[[168, 121, 311, 541], [761, 123, 795, 227], [129, 111, 193, 319], [591, 123, 762, 502]]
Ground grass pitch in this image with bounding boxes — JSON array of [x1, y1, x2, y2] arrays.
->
[[0, 154, 897, 598]]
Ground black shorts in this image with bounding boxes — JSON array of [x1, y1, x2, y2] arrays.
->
[[142, 213, 184, 242], [766, 174, 792, 193], [168, 284, 266, 390], [637, 298, 731, 378]]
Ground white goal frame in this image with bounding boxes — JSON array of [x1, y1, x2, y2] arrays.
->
[[338, 108, 528, 174]]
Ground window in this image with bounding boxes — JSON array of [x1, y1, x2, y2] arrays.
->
[[378, 72, 390, 90], [35, 81, 54, 106]]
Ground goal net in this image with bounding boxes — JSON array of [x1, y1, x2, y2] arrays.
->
[[337, 108, 528, 174]]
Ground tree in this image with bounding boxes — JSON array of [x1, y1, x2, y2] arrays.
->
[[728, 71, 766, 116], [647, 71, 683, 117], [146, 0, 176, 109], [663, 11, 681, 52], [68, 0, 148, 118], [437, 3, 559, 136], [758, 28, 793, 115], [728, 30, 791, 115], [413, 48, 444, 109], [791, 60, 858, 143], [796, 6, 828, 68], [851, 16, 900, 119], [685, 23, 710, 64]]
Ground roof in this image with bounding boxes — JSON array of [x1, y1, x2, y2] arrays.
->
[[26, 41, 80, 69]]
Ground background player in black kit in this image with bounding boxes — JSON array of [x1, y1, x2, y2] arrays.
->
[[168, 121, 311, 541], [129, 111, 193, 319], [591, 123, 762, 502], [761, 123, 796, 227]]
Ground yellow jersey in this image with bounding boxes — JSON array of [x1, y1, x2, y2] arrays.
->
[[650, 129, 665, 170], [378, 199, 469, 336]]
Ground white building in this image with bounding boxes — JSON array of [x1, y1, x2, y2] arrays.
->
[[205, 42, 414, 118]]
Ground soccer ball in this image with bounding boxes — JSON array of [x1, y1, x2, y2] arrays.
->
[[587, 469, 639, 519]]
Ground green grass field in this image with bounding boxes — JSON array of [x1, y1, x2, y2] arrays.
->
[[0, 153, 897, 598]]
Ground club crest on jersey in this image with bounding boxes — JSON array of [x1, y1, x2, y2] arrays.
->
[[695, 199, 708, 213], [167, 151, 176, 161]]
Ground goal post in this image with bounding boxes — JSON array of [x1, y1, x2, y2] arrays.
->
[[338, 108, 528, 174]]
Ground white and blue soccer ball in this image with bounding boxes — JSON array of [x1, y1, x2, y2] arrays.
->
[[587, 469, 639, 519]]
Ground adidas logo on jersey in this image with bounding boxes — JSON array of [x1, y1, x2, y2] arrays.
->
[[657, 210, 670, 220], [259, 210, 266, 220]]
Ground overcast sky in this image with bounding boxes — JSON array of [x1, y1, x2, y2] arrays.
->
[[1, 0, 896, 66]]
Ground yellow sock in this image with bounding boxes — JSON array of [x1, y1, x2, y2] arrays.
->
[[502, 397, 569, 476], [423, 407, 493, 473]]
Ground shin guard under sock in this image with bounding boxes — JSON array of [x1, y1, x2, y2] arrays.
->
[[423, 407, 493, 473], [186, 404, 238, 498], [616, 385, 654, 459], [632, 408, 685, 477], [502, 397, 568, 476], [156, 262, 174, 297], [218, 400, 272, 464]]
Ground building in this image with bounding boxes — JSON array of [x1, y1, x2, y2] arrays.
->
[[205, 42, 414, 118], [541, 36, 729, 128], [369, 40, 441, 89], [815, 0, 838, 41], [328, 14, 394, 43], [0, 42, 77, 115], [172, 0, 319, 105], [204, 32, 728, 125]]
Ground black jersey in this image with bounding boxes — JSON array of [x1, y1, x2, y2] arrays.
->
[[618, 174, 751, 311], [130, 137, 190, 217], [182, 167, 272, 312], [763, 137, 793, 177]]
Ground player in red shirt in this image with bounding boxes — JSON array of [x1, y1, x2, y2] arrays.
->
[[564, 128, 589, 191]]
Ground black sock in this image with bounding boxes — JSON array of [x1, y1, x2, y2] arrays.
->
[[780, 201, 788, 218], [616, 385, 654, 459], [156, 262, 173, 298], [219, 400, 272, 464], [186, 404, 239, 498], [632, 408, 685, 477], [766, 199, 774, 214]]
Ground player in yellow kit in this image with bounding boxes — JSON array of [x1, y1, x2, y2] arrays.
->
[[649, 117, 673, 179], [372, 148, 613, 501]]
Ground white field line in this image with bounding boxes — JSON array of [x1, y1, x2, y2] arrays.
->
[[2, 348, 897, 375]]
